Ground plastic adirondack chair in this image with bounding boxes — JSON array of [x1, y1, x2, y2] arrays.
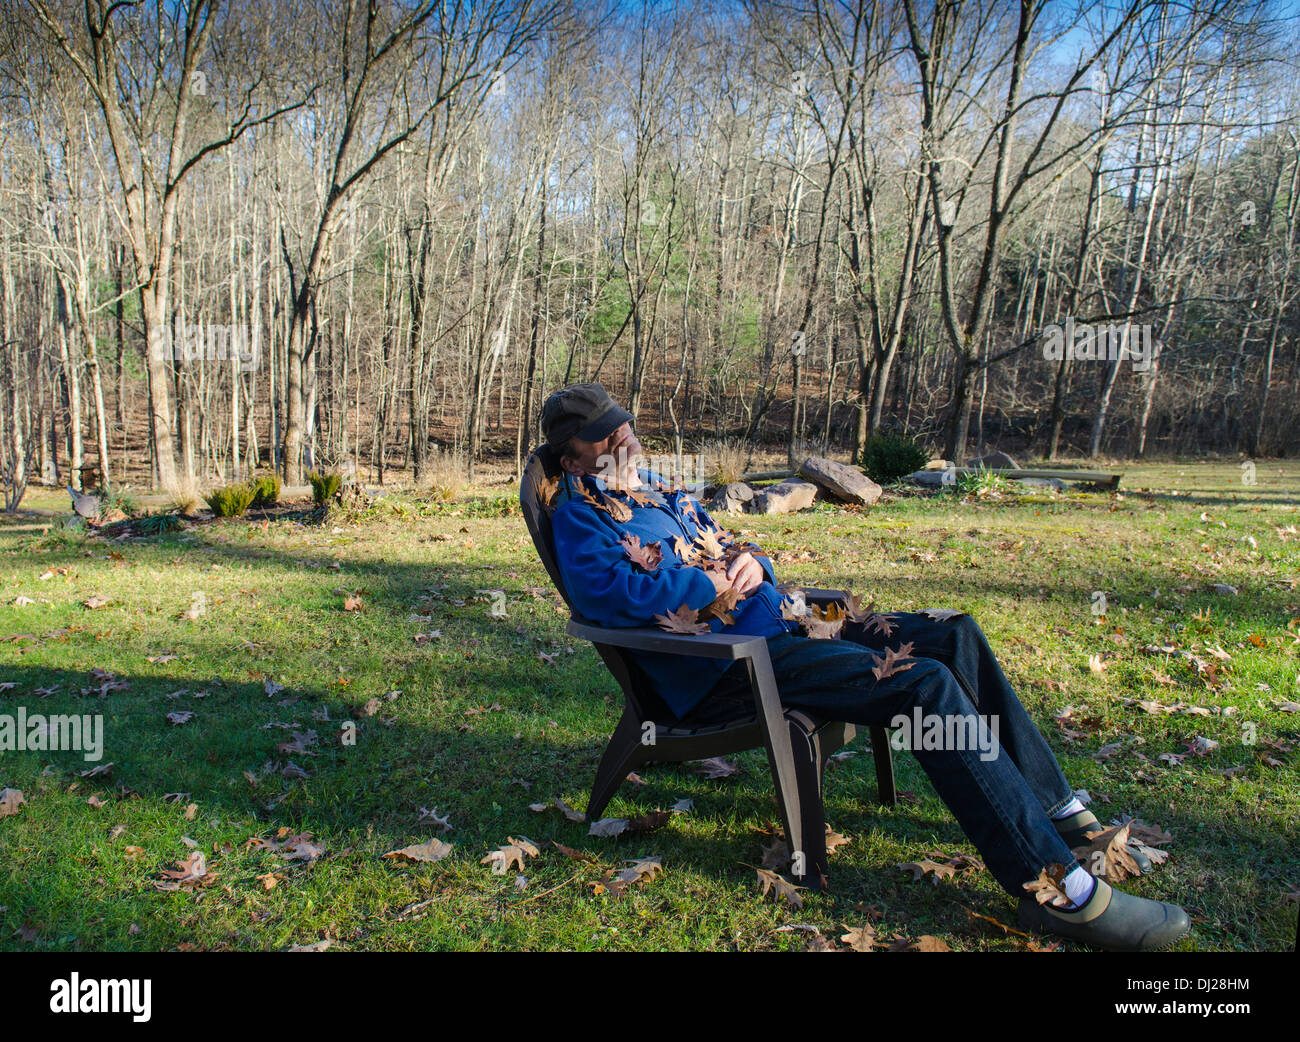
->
[[519, 443, 896, 890]]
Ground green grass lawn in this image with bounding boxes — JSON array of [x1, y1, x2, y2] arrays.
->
[[1, 460, 1297, 951]]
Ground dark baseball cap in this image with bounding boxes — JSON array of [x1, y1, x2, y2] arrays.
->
[[540, 383, 634, 448]]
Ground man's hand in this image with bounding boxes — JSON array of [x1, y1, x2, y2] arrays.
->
[[724, 551, 764, 598]]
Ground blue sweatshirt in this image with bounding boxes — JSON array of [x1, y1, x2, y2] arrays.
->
[[550, 467, 799, 718]]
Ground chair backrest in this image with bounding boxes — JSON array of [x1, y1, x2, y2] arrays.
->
[[519, 443, 576, 610], [519, 443, 675, 721]]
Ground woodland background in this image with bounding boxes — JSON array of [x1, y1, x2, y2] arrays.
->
[[2, 0, 1298, 503]]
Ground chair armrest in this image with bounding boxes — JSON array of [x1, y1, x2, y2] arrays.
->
[[566, 618, 769, 661], [803, 587, 848, 605]]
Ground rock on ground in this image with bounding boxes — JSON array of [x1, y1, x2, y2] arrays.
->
[[749, 478, 819, 514], [707, 482, 755, 514], [797, 456, 882, 506]]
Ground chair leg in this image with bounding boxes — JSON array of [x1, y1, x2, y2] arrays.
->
[[870, 725, 896, 807], [587, 709, 646, 820], [778, 718, 830, 891]]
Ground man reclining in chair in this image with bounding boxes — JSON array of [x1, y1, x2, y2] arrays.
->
[[540, 382, 1190, 952]]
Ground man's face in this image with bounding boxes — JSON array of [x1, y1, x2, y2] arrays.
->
[[560, 421, 643, 482]]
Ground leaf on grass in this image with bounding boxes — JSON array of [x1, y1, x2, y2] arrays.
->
[[83, 595, 111, 610], [383, 838, 453, 864], [898, 935, 952, 952], [596, 856, 664, 898], [166, 711, 194, 726], [870, 642, 916, 681], [587, 817, 629, 838], [342, 595, 363, 612], [690, 756, 739, 779], [481, 836, 539, 875], [552, 841, 598, 862], [754, 867, 806, 909], [626, 810, 672, 833], [898, 858, 958, 885], [153, 852, 217, 891], [840, 923, 879, 951], [0, 788, 26, 817], [529, 797, 585, 822], [963, 907, 1030, 938], [653, 603, 711, 634]]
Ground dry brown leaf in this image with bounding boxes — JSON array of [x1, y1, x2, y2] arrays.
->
[[1022, 863, 1071, 907], [653, 603, 711, 634], [870, 642, 917, 681], [0, 788, 26, 817], [481, 836, 539, 875], [383, 838, 453, 863], [620, 533, 663, 571], [1068, 823, 1142, 883], [754, 866, 806, 909], [840, 923, 879, 951]]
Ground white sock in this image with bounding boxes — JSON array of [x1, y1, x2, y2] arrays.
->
[[1060, 866, 1098, 909], [1051, 796, 1086, 821]]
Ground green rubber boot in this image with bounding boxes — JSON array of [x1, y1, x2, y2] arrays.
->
[[1017, 878, 1190, 951], [1054, 810, 1152, 874]]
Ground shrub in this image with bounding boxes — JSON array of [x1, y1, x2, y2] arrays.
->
[[307, 470, 343, 507], [164, 477, 204, 516], [422, 447, 467, 503], [699, 438, 749, 486], [858, 433, 928, 484], [250, 473, 281, 508], [204, 482, 257, 518]]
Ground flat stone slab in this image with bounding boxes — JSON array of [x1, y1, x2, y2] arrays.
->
[[749, 478, 819, 514], [797, 456, 882, 506]]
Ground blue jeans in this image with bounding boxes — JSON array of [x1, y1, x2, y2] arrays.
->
[[693, 611, 1081, 895]]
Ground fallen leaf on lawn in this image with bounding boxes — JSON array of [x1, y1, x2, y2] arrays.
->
[[530, 797, 586, 822], [166, 711, 194, 725], [595, 856, 665, 898], [587, 817, 628, 838], [383, 838, 453, 864], [552, 842, 597, 862], [153, 851, 217, 891], [83, 595, 111, 610], [840, 923, 879, 951], [754, 866, 806, 909], [256, 872, 282, 890], [690, 756, 739, 779], [481, 836, 540, 875], [626, 810, 671, 833], [898, 935, 952, 952], [898, 858, 957, 885], [0, 788, 26, 817], [963, 907, 1030, 937], [415, 806, 453, 831]]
